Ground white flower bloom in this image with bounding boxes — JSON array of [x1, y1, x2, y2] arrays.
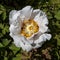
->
[[9, 6, 52, 52]]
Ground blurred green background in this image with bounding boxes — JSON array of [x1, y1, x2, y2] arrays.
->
[[0, 0, 60, 60]]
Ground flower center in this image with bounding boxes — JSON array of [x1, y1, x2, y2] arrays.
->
[[20, 20, 39, 38]]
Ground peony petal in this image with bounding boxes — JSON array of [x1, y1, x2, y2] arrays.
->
[[9, 24, 21, 34], [34, 33, 51, 44], [41, 16, 48, 25], [34, 34, 44, 44], [9, 10, 20, 25], [34, 10, 48, 25], [27, 39, 34, 44], [20, 43, 32, 52], [40, 25, 48, 33], [33, 43, 41, 48], [10, 34, 32, 52], [32, 33, 51, 49], [30, 9, 40, 19], [34, 11, 48, 33], [27, 32, 41, 44], [42, 33, 52, 41], [20, 6, 33, 20]]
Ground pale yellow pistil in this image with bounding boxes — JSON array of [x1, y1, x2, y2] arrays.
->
[[20, 20, 39, 38]]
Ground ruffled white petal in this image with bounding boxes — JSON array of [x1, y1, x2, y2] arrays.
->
[[9, 17, 22, 34], [9, 24, 20, 34], [35, 12, 48, 25], [20, 6, 33, 20], [27, 32, 40, 44], [34, 11, 48, 33], [9, 10, 20, 25], [34, 33, 51, 44], [33, 43, 41, 48], [42, 33, 52, 41], [10, 34, 32, 52], [27, 39, 34, 44], [40, 25, 48, 33], [20, 43, 32, 52], [30, 9, 40, 19], [32, 33, 51, 49]]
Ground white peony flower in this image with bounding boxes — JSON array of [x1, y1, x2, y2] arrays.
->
[[9, 6, 52, 52]]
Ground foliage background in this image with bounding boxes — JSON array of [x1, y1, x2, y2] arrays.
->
[[0, 0, 60, 60]]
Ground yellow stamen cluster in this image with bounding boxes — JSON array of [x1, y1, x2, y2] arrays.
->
[[20, 20, 39, 38]]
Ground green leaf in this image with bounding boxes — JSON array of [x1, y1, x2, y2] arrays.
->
[[12, 54, 21, 60], [55, 10, 60, 20], [0, 23, 4, 29], [55, 35, 60, 46], [0, 5, 5, 11], [12, 56, 21, 60], [55, 21, 60, 28], [16, 54, 21, 57], [0, 33, 3, 38], [4, 57, 8, 60], [2, 25, 9, 34], [0, 43, 4, 47], [2, 39, 11, 46], [49, 0, 60, 4], [57, 3, 60, 8], [0, 5, 6, 20], [2, 12, 7, 20], [0, 11, 3, 14], [57, 39, 60, 46], [56, 52, 60, 60], [9, 44, 20, 54], [47, 12, 52, 19]]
